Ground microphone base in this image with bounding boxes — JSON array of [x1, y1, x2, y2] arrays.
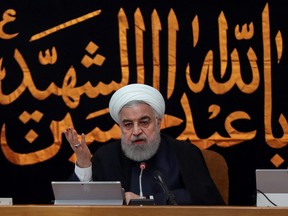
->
[[129, 198, 155, 206]]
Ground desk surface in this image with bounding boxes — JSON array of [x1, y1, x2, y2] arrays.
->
[[1, 205, 288, 216]]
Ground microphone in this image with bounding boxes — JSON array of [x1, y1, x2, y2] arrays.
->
[[139, 162, 146, 199], [153, 170, 177, 205], [129, 162, 154, 205]]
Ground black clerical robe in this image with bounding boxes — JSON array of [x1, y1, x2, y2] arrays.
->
[[70, 133, 225, 205]]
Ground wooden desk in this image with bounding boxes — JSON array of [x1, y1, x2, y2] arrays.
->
[[1, 205, 288, 216]]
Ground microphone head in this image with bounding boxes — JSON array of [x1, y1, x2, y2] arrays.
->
[[153, 170, 161, 177], [140, 162, 146, 170], [154, 170, 166, 185]]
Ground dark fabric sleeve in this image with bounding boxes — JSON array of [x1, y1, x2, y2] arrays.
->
[[67, 172, 80, 181], [168, 136, 225, 205], [153, 188, 191, 205]]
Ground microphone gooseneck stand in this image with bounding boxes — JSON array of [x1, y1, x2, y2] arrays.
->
[[128, 162, 155, 205], [153, 170, 178, 205]]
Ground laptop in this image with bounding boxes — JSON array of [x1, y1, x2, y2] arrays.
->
[[256, 169, 288, 206], [51, 181, 124, 205]]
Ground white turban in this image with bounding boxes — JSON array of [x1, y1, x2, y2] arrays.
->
[[109, 84, 165, 123]]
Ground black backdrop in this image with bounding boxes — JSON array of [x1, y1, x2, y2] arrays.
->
[[0, 0, 288, 206]]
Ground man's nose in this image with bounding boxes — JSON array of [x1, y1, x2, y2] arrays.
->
[[132, 124, 142, 135]]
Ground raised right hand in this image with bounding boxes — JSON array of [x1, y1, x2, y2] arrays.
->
[[63, 127, 92, 168]]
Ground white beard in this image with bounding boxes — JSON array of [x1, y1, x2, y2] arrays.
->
[[121, 133, 161, 162]]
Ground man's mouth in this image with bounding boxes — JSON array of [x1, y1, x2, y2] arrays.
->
[[132, 139, 145, 144]]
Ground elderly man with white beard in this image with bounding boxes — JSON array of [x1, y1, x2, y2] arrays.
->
[[64, 83, 225, 206]]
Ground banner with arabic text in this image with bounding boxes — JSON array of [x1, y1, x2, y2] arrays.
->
[[0, 0, 287, 205]]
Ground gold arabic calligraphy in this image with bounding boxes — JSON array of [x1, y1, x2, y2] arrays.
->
[[0, 3, 287, 166]]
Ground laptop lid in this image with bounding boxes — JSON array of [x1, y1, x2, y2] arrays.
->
[[51, 181, 124, 205], [256, 169, 288, 206]]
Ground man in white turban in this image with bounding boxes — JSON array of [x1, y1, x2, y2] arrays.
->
[[64, 83, 225, 206]]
